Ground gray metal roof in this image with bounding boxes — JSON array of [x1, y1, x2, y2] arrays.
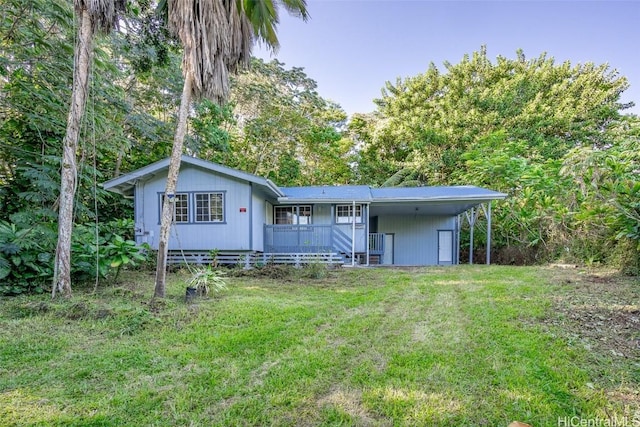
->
[[371, 186, 507, 201], [103, 156, 506, 216], [102, 155, 284, 197], [279, 185, 373, 203]]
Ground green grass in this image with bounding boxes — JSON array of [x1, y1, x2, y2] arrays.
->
[[1, 266, 638, 426]]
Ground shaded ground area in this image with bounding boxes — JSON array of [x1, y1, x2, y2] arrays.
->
[[546, 268, 639, 358], [542, 267, 640, 406]]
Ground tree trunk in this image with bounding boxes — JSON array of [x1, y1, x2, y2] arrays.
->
[[154, 74, 193, 299], [52, 7, 94, 299]]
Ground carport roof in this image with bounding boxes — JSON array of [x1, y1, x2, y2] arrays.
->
[[370, 186, 507, 201], [279, 185, 507, 216]]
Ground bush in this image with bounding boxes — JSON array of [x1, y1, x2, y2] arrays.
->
[[0, 218, 150, 295], [608, 238, 640, 276], [187, 266, 227, 297], [299, 261, 329, 279], [0, 221, 55, 295]]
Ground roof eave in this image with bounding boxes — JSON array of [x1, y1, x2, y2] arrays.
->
[[277, 197, 372, 204], [371, 194, 508, 203], [102, 155, 284, 199]]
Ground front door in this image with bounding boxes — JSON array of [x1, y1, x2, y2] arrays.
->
[[383, 233, 394, 265], [438, 230, 453, 265]]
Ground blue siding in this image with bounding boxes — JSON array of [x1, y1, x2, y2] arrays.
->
[[140, 164, 256, 251], [377, 215, 456, 265], [251, 191, 269, 251], [263, 203, 367, 254]]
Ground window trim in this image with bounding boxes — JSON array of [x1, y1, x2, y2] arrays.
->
[[194, 192, 225, 223], [158, 191, 227, 225], [159, 192, 190, 223], [335, 204, 363, 224], [274, 205, 313, 225]]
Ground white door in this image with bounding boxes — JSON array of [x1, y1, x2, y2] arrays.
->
[[438, 230, 453, 264], [383, 233, 394, 265]]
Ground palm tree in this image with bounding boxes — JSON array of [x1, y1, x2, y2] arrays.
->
[[153, 0, 308, 298], [53, 0, 126, 298]]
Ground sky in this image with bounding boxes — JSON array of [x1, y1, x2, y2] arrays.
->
[[255, 0, 640, 117]]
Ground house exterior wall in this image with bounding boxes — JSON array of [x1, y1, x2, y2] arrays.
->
[[377, 215, 456, 265], [137, 164, 267, 251], [251, 188, 268, 252]]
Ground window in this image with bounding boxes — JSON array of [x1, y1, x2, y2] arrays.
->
[[336, 204, 362, 224], [161, 193, 189, 223], [195, 192, 224, 222], [274, 206, 312, 225]]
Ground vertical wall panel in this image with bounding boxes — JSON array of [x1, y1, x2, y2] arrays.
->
[[141, 164, 255, 250], [377, 215, 456, 265]]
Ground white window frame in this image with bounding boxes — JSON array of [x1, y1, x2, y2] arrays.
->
[[194, 192, 225, 223], [161, 193, 189, 223], [336, 204, 362, 224], [274, 205, 312, 225]]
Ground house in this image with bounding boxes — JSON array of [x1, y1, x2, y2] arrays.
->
[[103, 155, 507, 266]]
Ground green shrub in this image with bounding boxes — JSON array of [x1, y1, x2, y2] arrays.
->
[[0, 221, 55, 295], [299, 261, 329, 279], [0, 218, 150, 295]]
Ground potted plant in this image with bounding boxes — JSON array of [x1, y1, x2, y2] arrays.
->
[[186, 266, 227, 302]]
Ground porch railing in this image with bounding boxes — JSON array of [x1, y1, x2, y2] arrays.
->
[[264, 225, 385, 257], [369, 233, 385, 255], [264, 224, 334, 253]]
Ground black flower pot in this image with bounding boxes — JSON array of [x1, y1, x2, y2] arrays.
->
[[185, 286, 197, 303]]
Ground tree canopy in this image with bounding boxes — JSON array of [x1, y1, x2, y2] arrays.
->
[[352, 46, 639, 269]]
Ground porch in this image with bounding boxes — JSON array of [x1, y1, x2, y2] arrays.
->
[[264, 224, 385, 262]]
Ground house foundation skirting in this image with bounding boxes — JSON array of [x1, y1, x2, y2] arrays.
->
[[167, 250, 345, 268]]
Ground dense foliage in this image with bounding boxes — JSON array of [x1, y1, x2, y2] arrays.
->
[[352, 47, 639, 271], [0, 1, 637, 293]]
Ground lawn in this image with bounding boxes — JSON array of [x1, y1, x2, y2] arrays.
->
[[0, 265, 638, 426]]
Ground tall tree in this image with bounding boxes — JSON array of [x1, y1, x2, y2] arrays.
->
[[226, 58, 352, 186], [52, 0, 127, 298], [362, 47, 635, 266], [154, 0, 309, 298]]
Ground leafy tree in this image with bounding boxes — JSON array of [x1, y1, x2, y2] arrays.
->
[[1, 0, 180, 292], [364, 46, 636, 265], [369, 47, 630, 183], [227, 58, 352, 186], [53, 0, 127, 298]]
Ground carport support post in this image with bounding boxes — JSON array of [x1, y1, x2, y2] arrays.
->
[[485, 202, 492, 265], [466, 207, 476, 264], [351, 200, 356, 266]]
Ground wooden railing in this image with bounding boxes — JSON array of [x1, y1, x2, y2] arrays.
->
[[264, 224, 334, 253], [167, 251, 344, 267], [369, 233, 385, 255]]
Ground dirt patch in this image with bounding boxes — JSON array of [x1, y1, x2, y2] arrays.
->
[[544, 268, 640, 359]]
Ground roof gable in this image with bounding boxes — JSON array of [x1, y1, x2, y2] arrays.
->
[[102, 155, 283, 197]]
